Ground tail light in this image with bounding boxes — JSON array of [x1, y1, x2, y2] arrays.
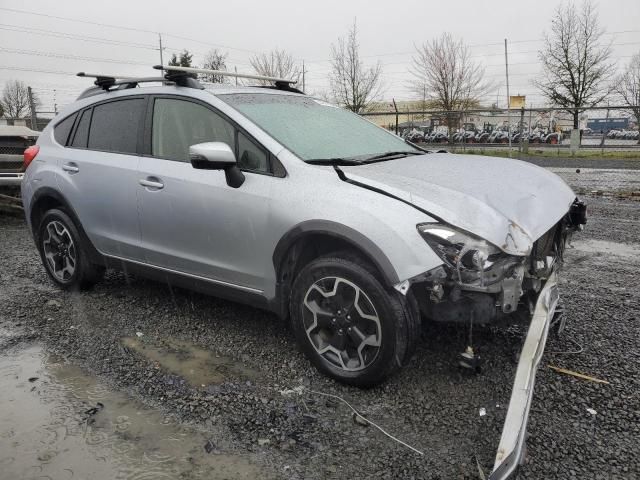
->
[[23, 145, 40, 170]]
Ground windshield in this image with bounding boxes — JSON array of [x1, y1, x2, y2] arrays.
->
[[218, 93, 419, 162]]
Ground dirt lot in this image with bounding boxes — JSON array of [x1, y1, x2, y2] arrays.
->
[[0, 168, 639, 479]]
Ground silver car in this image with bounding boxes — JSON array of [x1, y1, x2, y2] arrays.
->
[[21, 71, 586, 392], [21, 68, 588, 478]]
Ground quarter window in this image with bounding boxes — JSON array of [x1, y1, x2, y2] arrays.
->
[[53, 112, 78, 146], [237, 131, 269, 173], [152, 98, 234, 162], [87, 98, 145, 154], [70, 109, 91, 148]]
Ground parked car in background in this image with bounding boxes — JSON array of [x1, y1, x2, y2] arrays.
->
[[0, 125, 39, 190]]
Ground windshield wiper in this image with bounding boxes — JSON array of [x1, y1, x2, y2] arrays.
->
[[360, 150, 422, 163], [305, 158, 365, 166]]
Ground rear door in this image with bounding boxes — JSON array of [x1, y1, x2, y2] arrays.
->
[[57, 96, 146, 261], [136, 95, 274, 292]]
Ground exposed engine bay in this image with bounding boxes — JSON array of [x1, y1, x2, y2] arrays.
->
[[410, 198, 588, 325]]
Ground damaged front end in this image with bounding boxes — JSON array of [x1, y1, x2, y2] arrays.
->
[[400, 198, 586, 479], [407, 198, 587, 326]]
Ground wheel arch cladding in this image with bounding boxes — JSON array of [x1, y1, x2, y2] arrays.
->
[[273, 220, 400, 288]]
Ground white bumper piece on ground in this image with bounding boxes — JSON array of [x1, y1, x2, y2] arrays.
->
[[489, 270, 559, 479]]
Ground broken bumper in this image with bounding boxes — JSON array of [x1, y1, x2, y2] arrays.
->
[[489, 270, 559, 479]]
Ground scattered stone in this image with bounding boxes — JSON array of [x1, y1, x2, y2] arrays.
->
[[45, 299, 61, 308], [352, 413, 369, 427]]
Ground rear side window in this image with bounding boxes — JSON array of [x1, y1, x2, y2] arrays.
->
[[53, 112, 78, 146], [152, 98, 234, 162], [88, 98, 145, 154], [71, 109, 91, 148]]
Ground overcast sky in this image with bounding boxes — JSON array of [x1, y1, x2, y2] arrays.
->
[[0, 0, 638, 114]]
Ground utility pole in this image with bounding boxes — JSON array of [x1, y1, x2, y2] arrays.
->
[[392, 98, 399, 135], [158, 33, 164, 66], [27, 86, 37, 131], [53, 89, 58, 114], [302, 60, 306, 93], [504, 39, 512, 157], [234, 66, 238, 86]]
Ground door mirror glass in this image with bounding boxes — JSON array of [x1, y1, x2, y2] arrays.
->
[[189, 142, 236, 170]]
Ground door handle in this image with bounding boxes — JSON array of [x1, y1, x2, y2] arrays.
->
[[62, 163, 79, 173], [139, 178, 164, 189]]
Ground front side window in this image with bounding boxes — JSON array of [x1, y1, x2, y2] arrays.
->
[[152, 98, 234, 162], [87, 98, 145, 154], [218, 93, 418, 162]]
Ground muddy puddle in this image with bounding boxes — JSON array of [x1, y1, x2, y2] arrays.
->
[[0, 344, 266, 480], [122, 337, 259, 388], [570, 238, 640, 259]]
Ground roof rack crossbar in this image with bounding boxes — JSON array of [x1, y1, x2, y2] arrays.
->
[[76, 74, 169, 100], [153, 65, 298, 85]]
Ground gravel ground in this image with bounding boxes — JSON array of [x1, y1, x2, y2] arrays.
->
[[1, 169, 639, 479]]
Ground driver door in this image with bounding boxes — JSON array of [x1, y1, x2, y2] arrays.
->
[[136, 96, 273, 292]]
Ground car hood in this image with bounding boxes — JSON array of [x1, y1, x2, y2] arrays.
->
[[340, 153, 575, 255]]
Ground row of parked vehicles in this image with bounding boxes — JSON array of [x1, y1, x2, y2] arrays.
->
[[404, 128, 562, 145], [605, 129, 640, 140]]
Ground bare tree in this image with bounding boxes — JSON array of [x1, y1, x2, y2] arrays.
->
[[250, 49, 300, 85], [200, 49, 228, 84], [535, 0, 614, 128], [616, 52, 640, 142], [1, 80, 31, 118], [409, 32, 489, 117], [329, 21, 383, 113]]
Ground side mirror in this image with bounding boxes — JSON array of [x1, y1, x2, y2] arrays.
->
[[189, 142, 245, 188]]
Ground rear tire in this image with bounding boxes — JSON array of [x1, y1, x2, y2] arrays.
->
[[290, 254, 418, 388], [37, 208, 104, 291]]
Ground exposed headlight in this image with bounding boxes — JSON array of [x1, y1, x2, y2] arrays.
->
[[417, 223, 503, 271]]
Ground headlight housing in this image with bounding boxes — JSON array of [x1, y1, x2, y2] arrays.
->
[[417, 223, 503, 271]]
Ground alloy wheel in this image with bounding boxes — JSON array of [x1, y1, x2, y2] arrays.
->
[[302, 276, 381, 371], [42, 220, 76, 282]]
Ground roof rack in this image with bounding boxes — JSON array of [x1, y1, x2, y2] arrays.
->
[[75, 64, 304, 101], [76, 73, 170, 100], [153, 65, 303, 93]]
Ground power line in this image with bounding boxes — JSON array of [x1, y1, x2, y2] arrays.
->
[[0, 24, 158, 50], [0, 47, 152, 66], [0, 67, 80, 76], [0, 7, 262, 55], [0, 6, 158, 34]]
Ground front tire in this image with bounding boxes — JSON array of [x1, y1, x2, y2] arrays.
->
[[290, 254, 418, 388], [37, 208, 104, 291]]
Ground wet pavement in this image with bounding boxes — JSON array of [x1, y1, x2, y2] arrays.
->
[[0, 343, 266, 480], [1, 164, 639, 479], [122, 337, 259, 388]]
